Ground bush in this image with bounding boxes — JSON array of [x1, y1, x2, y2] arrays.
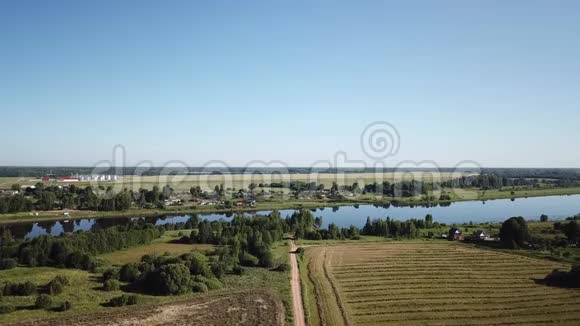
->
[[259, 250, 275, 268], [0, 258, 17, 270], [119, 263, 141, 283], [542, 265, 580, 288], [273, 263, 291, 272], [103, 279, 120, 291], [102, 268, 120, 281], [3, 281, 36, 296], [295, 247, 305, 254], [239, 253, 259, 267], [232, 265, 244, 275], [0, 303, 15, 314], [53, 275, 70, 286], [180, 253, 212, 277], [193, 275, 222, 290], [57, 301, 72, 312], [203, 278, 222, 290], [148, 263, 191, 295], [108, 295, 138, 307], [108, 295, 127, 307], [211, 262, 227, 279], [126, 295, 139, 305], [191, 282, 208, 293], [35, 294, 52, 309], [47, 279, 64, 295]]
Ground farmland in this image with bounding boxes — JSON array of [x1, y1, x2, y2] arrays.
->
[[0, 172, 466, 191], [300, 242, 580, 325]]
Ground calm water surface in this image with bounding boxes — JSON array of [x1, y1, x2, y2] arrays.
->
[[7, 194, 580, 239]]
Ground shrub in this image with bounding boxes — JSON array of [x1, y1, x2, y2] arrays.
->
[[180, 253, 212, 277], [102, 268, 120, 281], [108, 295, 138, 307], [108, 295, 127, 307], [193, 275, 222, 290], [0, 303, 15, 314], [148, 263, 191, 295], [119, 263, 141, 283], [57, 301, 72, 312], [3, 281, 36, 296], [47, 279, 64, 295], [191, 282, 208, 293], [258, 250, 275, 268], [295, 247, 305, 254], [211, 262, 227, 279], [53, 275, 70, 286], [126, 295, 139, 305], [273, 263, 291, 272], [35, 294, 52, 309], [232, 265, 244, 275], [0, 258, 17, 270], [203, 278, 222, 290], [239, 253, 259, 267], [103, 279, 120, 291]]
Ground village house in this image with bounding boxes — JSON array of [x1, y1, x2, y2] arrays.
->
[[448, 227, 464, 241], [471, 230, 491, 241]]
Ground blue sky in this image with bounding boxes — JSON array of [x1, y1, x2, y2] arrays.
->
[[1, 1, 579, 167]]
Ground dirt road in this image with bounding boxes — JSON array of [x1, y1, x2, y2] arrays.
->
[[290, 240, 306, 326]]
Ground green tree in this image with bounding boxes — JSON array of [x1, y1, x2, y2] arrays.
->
[[248, 183, 257, 193], [38, 191, 57, 211], [564, 221, 580, 242], [150, 264, 191, 295], [499, 217, 529, 248], [119, 263, 141, 282]]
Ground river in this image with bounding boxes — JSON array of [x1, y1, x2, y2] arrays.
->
[[6, 194, 580, 239]]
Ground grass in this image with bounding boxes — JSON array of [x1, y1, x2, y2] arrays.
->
[[0, 238, 293, 325], [223, 242, 293, 325], [302, 241, 580, 326], [98, 229, 215, 265]]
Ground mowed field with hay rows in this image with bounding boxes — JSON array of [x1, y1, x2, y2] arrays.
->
[[301, 242, 580, 326]]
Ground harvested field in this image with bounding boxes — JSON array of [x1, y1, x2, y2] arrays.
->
[[10, 290, 285, 326], [303, 242, 580, 325]]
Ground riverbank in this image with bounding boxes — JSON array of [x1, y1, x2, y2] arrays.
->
[[1, 186, 580, 225]]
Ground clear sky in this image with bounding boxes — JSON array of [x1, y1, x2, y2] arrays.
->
[[1, 1, 579, 168]]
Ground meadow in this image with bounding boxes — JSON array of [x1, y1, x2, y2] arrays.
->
[[300, 242, 580, 326], [0, 172, 464, 192], [0, 230, 293, 325]]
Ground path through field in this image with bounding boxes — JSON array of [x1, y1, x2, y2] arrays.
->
[[290, 240, 306, 326]]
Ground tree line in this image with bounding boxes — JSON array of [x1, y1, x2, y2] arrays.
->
[[0, 224, 163, 270]]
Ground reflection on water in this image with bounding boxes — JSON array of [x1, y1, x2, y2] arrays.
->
[[6, 194, 580, 240]]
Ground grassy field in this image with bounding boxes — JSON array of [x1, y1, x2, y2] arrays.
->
[[98, 229, 215, 265], [0, 235, 293, 325], [301, 242, 580, 326], [0, 172, 466, 191]]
